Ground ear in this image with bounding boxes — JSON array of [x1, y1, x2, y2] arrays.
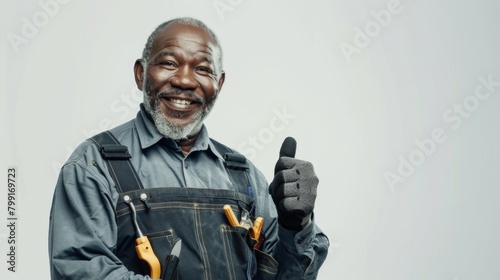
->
[[217, 71, 225, 92], [134, 59, 145, 91]]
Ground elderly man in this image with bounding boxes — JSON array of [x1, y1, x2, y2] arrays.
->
[[49, 17, 329, 279]]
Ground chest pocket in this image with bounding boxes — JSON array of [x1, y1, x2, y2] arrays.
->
[[115, 188, 257, 279]]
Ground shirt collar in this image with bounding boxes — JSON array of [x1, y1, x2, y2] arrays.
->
[[135, 104, 165, 149], [135, 104, 224, 160]]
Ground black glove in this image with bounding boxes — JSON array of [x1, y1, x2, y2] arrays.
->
[[269, 137, 319, 231]]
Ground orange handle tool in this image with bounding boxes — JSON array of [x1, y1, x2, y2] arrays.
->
[[124, 195, 161, 279], [135, 236, 161, 279], [250, 217, 264, 241], [223, 205, 240, 227]]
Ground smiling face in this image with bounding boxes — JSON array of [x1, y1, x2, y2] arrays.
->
[[134, 22, 225, 140]]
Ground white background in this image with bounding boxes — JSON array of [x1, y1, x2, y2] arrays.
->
[[2, 0, 500, 279]]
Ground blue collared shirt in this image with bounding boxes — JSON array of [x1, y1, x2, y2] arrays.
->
[[49, 105, 329, 279]]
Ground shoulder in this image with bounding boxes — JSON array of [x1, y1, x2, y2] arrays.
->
[[209, 138, 268, 183], [107, 119, 137, 144], [65, 119, 134, 162], [209, 137, 239, 155], [60, 119, 137, 186]]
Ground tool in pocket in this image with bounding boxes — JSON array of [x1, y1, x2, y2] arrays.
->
[[124, 195, 161, 279], [161, 239, 181, 280], [223, 205, 264, 249]]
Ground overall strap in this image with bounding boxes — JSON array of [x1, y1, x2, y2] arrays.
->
[[90, 132, 253, 199], [90, 131, 144, 193], [210, 138, 254, 201]]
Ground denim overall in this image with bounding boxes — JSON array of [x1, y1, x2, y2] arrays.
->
[[92, 131, 278, 280]]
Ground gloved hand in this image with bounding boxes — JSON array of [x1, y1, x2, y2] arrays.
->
[[269, 137, 319, 231]]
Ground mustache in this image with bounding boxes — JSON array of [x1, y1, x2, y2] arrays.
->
[[157, 88, 205, 104]]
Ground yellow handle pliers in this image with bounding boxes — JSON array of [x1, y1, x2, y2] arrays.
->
[[124, 195, 161, 279]]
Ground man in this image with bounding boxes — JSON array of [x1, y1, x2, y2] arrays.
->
[[49, 17, 329, 279]]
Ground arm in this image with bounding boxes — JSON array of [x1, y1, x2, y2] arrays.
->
[[250, 163, 329, 279], [273, 217, 329, 279], [48, 144, 152, 280], [265, 137, 329, 279]]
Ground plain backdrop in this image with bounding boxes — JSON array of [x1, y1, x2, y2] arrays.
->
[[2, 0, 500, 279]]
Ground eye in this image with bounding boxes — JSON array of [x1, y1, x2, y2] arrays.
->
[[158, 60, 177, 69], [196, 66, 214, 75]]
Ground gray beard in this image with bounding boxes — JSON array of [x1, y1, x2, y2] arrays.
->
[[142, 81, 217, 141]]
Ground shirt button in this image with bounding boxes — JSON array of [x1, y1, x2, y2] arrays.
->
[[184, 163, 188, 169]]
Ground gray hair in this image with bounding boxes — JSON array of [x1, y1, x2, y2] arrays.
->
[[141, 17, 224, 77]]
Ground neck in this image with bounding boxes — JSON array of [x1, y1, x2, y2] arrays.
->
[[176, 133, 200, 155]]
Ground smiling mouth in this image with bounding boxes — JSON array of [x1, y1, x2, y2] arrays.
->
[[163, 97, 199, 110], [171, 98, 192, 105]]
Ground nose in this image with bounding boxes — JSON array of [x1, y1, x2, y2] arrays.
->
[[169, 66, 197, 89]]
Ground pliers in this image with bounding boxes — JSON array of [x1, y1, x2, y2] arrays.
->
[[124, 195, 161, 279]]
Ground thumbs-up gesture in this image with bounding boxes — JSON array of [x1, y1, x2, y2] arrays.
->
[[269, 137, 319, 230]]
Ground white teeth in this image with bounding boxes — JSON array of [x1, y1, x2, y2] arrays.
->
[[171, 99, 191, 105]]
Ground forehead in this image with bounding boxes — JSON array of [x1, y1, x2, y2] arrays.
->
[[150, 23, 218, 58]]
